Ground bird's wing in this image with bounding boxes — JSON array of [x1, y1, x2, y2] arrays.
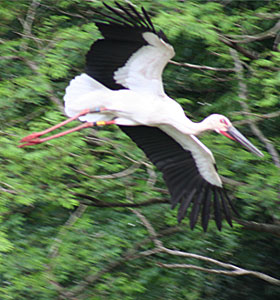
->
[[122, 125, 235, 231], [86, 2, 174, 96]]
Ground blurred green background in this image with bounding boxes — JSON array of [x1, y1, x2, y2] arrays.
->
[[0, 0, 279, 299]]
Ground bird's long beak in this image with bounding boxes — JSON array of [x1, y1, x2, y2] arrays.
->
[[220, 126, 264, 157]]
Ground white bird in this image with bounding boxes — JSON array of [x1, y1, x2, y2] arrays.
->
[[19, 2, 263, 231]]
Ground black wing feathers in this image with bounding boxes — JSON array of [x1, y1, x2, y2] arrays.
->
[[141, 7, 156, 32], [213, 188, 222, 230], [121, 126, 234, 231], [178, 188, 197, 223], [86, 38, 142, 90], [103, 2, 136, 26], [86, 2, 159, 90], [201, 186, 212, 231], [89, 2, 235, 230]]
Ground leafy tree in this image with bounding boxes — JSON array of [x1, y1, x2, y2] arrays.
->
[[0, 1, 279, 299]]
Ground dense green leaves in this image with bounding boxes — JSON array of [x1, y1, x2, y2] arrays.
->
[[0, 0, 279, 299]]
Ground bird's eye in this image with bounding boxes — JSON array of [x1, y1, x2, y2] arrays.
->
[[220, 119, 228, 125]]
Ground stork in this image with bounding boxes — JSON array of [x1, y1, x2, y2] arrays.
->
[[19, 2, 263, 231]]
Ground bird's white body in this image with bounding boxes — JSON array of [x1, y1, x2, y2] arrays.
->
[[64, 73, 222, 186], [65, 74, 185, 128]]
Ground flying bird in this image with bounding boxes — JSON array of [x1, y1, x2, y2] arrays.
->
[[19, 2, 263, 231]]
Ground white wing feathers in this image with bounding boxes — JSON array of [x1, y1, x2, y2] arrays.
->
[[114, 32, 175, 96], [159, 125, 223, 187]]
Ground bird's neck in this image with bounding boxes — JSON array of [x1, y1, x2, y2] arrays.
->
[[169, 116, 214, 136], [195, 117, 215, 134]]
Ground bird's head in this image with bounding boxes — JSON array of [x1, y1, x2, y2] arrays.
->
[[206, 114, 263, 157]]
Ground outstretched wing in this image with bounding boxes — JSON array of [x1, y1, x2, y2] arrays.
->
[[86, 2, 174, 96], [122, 126, 235, 231]]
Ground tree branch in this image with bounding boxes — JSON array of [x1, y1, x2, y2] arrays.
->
[[158, 263, 280, 285], [22, 57, 65, 112], [131, 209, 163, 248], [235, 218, 280, 237], [220, 176, 246, 187], [70, 162, 140, 180], [227, 20, 280, 43], [0, 181, 18, 195], [170, 60, 235, 72], [220, 36, 259, 60], [46, 204, 88, 292], [60, 225, 183, 299], [74, 194, 280, 235], [230, 48, 280, 169], [0, 55, 21, 61], [74, 193, 169, 208], [20, 0, 41, 51], [57, 209, 280, 299], [233, 110, 280, 122], [273, 31, 280, 51], [133, 210, 280, 286], [255, 13, 280, 20]]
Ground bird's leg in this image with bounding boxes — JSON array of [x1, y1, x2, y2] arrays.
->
[[20, 107, 108, 143], [18, 107, 115, 147], [18, 119, 116, 147]]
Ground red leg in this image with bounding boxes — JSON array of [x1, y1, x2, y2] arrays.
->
[[20, 108, 109, 143], [18, 119, 116, 148]]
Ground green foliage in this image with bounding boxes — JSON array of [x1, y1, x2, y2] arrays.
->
[[0, 0, 279, 299]]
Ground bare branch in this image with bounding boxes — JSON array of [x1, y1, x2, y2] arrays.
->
[[220, 36, 259, 60], [0, 181, 18, 195], [233, 111, 280, 126], [61, 226, 183, 299], [23, 57, 40, 72], [47, 92, 65, 113], [235, 218, 280, 237], [255, 13, 280, 20], [230, 48, 280, 168], [40, 3, 87, 20], [21, 0, 41, 51], [15, 31, 53, 43], [250, 124, 280, 168], [158, 263, 280, 285], [70, 162, 140, 179], [220, 176, 246, 187], [0, 187, 17, 195], [131, 209, 163, 248], [273, 31, 280, 51], [170, 60, 235, 72], [159, 262, 239, 274], [227, 20, 280, 44], [233, 110, 280, 120], [133, 211, 280, 286], [75, 193, 280, 236], [48, 204, 87, 259], [46, 204, 88, 292], [59, 208, 280, 300], [146, 166, 157, 188], [74, 194, 169, 208], [21, 57, 65, 112], [0, 55, 21, 60]]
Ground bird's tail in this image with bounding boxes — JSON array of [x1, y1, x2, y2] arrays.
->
[[64, 73, 111, 122]]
